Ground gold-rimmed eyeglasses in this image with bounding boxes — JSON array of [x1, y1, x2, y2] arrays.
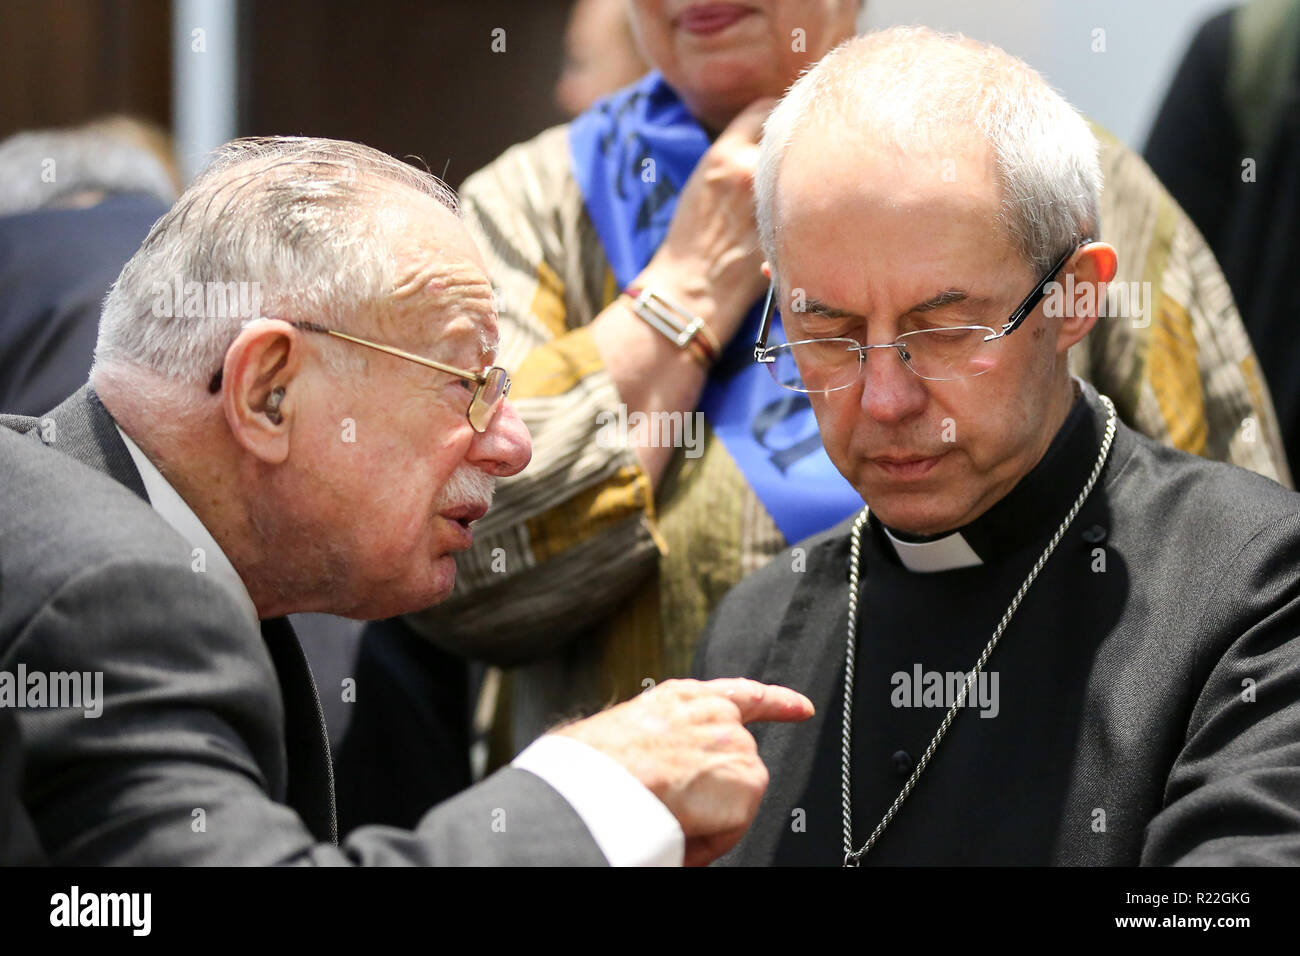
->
[[206, 320, 512, 433]]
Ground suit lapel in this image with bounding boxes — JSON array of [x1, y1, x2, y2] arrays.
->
[[727, 534, 852, 864], [0, 384, 146, 500], [261, 617, 339, 844]]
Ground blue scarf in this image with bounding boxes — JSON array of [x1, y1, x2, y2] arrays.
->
[[569, 71, 861, 545]]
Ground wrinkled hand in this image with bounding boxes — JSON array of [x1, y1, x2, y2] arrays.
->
[[635, 98, 775, 346], [556, 677, 814, 866]]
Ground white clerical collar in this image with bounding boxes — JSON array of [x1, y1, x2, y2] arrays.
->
[[881, 524, 984, 573], [115, 425, 259, 628]]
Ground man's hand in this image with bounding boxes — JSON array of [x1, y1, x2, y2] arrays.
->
[[554, 677, 814, 866]]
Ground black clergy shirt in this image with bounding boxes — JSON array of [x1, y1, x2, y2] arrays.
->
[[694, 379, 1300, 865]]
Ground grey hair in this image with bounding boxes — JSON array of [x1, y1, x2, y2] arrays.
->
[[0, 127, 178, 216], [756, 26, 1101, 278], [92, 136, 459, 388]]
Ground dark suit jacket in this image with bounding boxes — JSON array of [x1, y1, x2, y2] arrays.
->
[[0, 393, 606, 864], [694, 385, 1300, 865]]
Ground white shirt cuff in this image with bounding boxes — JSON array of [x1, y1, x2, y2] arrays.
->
[[512, 734, 684, 866]]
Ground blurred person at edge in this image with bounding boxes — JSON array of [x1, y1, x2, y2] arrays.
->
[[410, 0, 1290, 763], [0, 118, 178, 417], [556, 0, 650, 116], [1145, 0, 1300, 475]]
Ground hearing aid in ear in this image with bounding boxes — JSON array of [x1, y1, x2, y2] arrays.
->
[[265, 386, 285, 425]]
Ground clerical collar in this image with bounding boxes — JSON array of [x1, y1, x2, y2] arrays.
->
[[875, 378, 1101, 573], [880, 525, 983, 572]]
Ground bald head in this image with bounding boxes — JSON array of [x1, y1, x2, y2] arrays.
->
[[756, 26, 1101, 281]]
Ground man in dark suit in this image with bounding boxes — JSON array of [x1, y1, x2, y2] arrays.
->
[[693, 28, 1300, 865], [2, 135, 812, 865]]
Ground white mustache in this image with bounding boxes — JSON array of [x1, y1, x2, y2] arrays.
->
[[434, 465, 496, 512]]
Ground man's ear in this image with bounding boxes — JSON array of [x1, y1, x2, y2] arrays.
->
[[219, 320, 303, 464], [1055, 241, 1118, 354]]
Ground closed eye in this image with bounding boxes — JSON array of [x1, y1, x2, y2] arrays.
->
[[901, 314, 982, 334], [791, 317, 859, 340]]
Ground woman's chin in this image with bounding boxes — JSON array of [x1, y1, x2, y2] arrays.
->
[[679, 59, 777, 112]]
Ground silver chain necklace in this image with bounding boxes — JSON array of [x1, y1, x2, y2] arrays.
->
[[841, 394, 1117, 866]]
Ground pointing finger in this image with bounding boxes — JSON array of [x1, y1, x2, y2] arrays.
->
[[699, 678, 814, 723]]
